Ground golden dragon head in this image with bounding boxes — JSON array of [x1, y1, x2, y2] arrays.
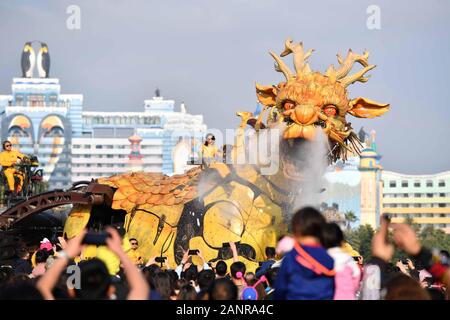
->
[[255, 38, 389, 164]]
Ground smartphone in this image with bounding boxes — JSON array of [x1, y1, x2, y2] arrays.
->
[[155, 257, 167, 263], [222, 241, 240, 248], [82, 232, 110, 245], [188, 249, 199, 255]]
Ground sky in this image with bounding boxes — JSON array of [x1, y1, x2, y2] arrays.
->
[[0, 0, 449, 174]]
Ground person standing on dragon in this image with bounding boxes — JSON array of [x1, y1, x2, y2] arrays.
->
[[63, 38, 389, 273], [200, 133, 220, 166]]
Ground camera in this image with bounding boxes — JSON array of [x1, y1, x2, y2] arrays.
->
[[82, 232, 111, 245], [155, 257, 167, 263], [401, 259, 409, 265], [188, 249, 199, 255]]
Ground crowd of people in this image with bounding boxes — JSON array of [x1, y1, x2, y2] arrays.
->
[[0, 207, 448, 300]]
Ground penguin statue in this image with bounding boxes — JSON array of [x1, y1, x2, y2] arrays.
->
[[21, 42, 36, 78], [37, 42, 50, 78]]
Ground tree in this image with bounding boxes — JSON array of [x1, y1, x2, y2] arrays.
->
[[344, 211, 358, 230], [345, 224, 375, 261], [403, 216, 421, 234], [419, 225, 450, 251]]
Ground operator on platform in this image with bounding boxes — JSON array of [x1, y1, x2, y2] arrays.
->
[[0, 140, 25, 194]]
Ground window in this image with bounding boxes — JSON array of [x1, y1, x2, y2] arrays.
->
[[427, 193, 433, 198], [438, 181, 446, 187], [426, 180, 433, 187], [28, 94, 45, 107], [414, 181, 421, 187], [414, 193, 421, 197], [107, 155, 114, 158], [49, 94, 58, 106], [96, 145, 103, 149], [414, 204, 422, 208], [389, 181, 396, 188], [401, 204, 409, 208], [403, 193, 409, 198], [15, 94, 24, 106], [401, 181, 408, 187], [439, 204, 446, 208], [391, 204, 398, 208]]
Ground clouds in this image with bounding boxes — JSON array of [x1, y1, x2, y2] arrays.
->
[[0, 0, 449, 174]]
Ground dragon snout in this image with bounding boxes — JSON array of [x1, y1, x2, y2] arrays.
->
[[283, 105, 320, 140]]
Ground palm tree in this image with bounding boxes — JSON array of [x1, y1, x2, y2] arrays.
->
[[344, 211, 358, 230]]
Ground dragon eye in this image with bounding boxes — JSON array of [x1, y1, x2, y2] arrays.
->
[[323, 105, 337, 117], [283, 100, 295, 111]]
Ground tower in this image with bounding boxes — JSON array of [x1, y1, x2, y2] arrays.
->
[[359, 147, 382, 228], [128, 134, 144, 172]]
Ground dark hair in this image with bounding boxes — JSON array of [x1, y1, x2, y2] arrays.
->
[[291, 207, 326, 240], [426, 287, 446, 300], [204, 133, 215, 146], [173, 278, 188, 292], [75, 258, 112, 300], [16, 247, 29, 259], [197, 270, 215, 290], [215, 260, 227, 277], [35, 249, 49, 264], [177, 284, 197, 300], [153, 271, 172, 300], [0, 266, 14, 286], [129, 238, 138, 244], [166, 269, 179, 287], [230, 261, 246, 279], [142, 265, 162, 289], [385, 274, 431, 300], [209, 278, 238, 300], [265, 247, 276, 259], [2, 140, 11, 150], [182, 265, 198, 282], [322, 223, 344, 249], [0, 280, 43, 300]]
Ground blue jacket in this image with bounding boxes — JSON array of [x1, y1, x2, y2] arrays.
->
[[274, 243, 335, 300], [256, 259, 276, 278]]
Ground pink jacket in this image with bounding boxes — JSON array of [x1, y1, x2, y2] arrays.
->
[[328, 247, 361, 300]]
